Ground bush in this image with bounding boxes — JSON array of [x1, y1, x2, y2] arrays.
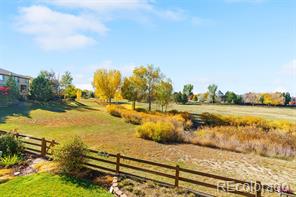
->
[[0, 134, 23, 157], [53, 136, 87, 175], [0, 155, 21, 167], [106, 104, 123, 117], [106, 105, 192, 130], [136, 122, 183, 143], [190, 126, 296, 159]]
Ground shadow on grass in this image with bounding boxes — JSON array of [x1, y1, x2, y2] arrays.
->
[[0, 100, 98, 124], [60, 174, 98, 190]]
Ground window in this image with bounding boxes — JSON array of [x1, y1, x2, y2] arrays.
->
[[20, 85, 27, 92], [0, 75, 3, 81]]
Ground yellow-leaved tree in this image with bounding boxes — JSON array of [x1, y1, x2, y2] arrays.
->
[[93, 69, 121, 103], [76, 89, 82, 100]]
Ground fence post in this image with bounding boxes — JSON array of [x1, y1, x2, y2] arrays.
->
[[255, 181, 262, 197], [41, 138, 46, 157], [175, 165, 180, 187], [116, 153, 121, 174]]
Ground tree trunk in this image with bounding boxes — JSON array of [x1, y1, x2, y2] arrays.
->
[[148, 101, 152, 111], [132, 101, 136, 110], [108, 98, 112, 104]]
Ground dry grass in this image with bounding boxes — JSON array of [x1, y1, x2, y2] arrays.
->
[[119, 178, 196, 197], [199, 112, 296, 133], [190, 126, 296, 159], [33, 161, 60, 173]]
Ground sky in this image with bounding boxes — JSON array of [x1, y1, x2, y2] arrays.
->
[[0, 0, 295, 95]]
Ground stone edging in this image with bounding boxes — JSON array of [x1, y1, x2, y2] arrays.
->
[[109, 176, 127, 197]]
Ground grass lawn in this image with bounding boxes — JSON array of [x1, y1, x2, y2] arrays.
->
[[0, 173, 112, 197], [0, 99, 295, 196]]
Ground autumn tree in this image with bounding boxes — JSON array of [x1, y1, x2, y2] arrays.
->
[[93, 69, 121, 103], [243, 92, 260, 105], [155, 79, 173, 112], [121, 75, 145, 110], [207, 84, 218, 103], [133, 65, 161, 111], [76, 89, 82, 100]]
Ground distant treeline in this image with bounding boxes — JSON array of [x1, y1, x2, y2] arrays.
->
[[174, 84, 295, 106]]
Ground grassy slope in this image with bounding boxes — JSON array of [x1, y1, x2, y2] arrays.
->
[[0, 99, 295, 195], [0, 173, 112, 197]]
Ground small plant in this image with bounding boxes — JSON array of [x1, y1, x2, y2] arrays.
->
[[0, 155, 21, 167], [0, 134, 23, 157], [53, 136, 87, 175]]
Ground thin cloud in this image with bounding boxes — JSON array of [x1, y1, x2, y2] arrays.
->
[[281, 59, 296, 76], [16, 5, 108, 51], [45, 0, 153, 12], [16, 1, 205, 51], [225, 0, 266, 3]]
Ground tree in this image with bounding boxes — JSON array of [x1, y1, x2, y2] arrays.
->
[[283, 92, 291, 105], [60, 71, 73, 90], [216, 90, 225, 103], [207, 84, 218, 103], [93, 69, 121, 103], [64, 85, 77, 99], [243, 92, 260, 105], [183, 84, 194, 97], [30, 75, 53, 101], [132, 65, 161, 111], [173, 92, 188, 104], [40, 70, 60, 97], [155, 79, 173, 112], [225, 91, 237, 104], [5, 75, 19, 102], [76, 89, 82, 100], [82, 90, 94, 99], [121, 75, 145, 110]]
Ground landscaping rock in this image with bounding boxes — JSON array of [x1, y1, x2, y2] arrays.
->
[[14, 172, 20, 176]]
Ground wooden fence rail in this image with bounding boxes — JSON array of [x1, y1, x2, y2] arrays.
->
[[0, 130, 269, 197]]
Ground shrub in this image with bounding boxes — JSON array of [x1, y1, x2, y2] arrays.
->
[[106, 105, 192, 130], [0, 155, 21, 167], [0, 134, 23, 157], [190, 126, 296, 159], [106, 104, 123, 117], [136, 122, 183, 143], [53, 136, 87, 175]]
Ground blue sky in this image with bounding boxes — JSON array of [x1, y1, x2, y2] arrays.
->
[[0, 0, 295, 95]]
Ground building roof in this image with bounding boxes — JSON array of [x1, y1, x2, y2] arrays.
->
[[0, 68, 31, 79]]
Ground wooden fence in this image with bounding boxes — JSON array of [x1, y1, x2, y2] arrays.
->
[[0, 130, 272, 197]]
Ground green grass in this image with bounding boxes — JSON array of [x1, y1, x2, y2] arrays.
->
[[0, 173, 112, 197]]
